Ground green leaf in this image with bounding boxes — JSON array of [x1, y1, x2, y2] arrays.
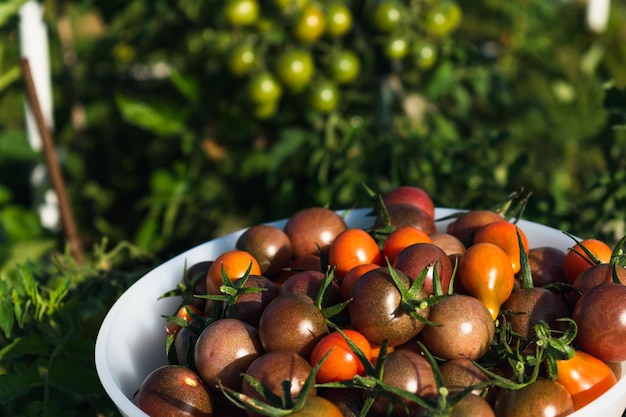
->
[[169, 69, 200, 104], [47, 357, 102, 397], [0, 295, 13, 338], [114, 93, 188, 137], [0, 333, 48, 361], [0, 0, 28, 28], [0, 363, 41, 403]]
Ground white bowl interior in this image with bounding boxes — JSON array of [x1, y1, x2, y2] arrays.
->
[[95, 208, 626, 417]]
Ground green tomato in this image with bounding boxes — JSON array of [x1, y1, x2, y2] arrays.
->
[[248, 71, 283, 104], [325, 3, 353, 38], [227, 42, 257, 76], [371, 1, 404, 33], [384, 37, 409, 60], [252, 98, 280, 120], [293, 5, 326, 44], [273, 0, 308, 14], [308, 80, 340, 113], [327, 50, 360, 85], [276, 49, 315, 93], [424, 1, 462, 37], [413, 42, 438, 70], [225, 0, 260, 27]]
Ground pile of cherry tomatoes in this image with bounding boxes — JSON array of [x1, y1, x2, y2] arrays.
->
[[135, 185, 626, 417], [206, 0, 462, 119]]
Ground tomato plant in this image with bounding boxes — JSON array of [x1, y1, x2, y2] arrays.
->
[[247, 71, 283, 104], [293, 5, 326, 44], [326, 49, 361, 85], [227, 41, 257, 77], [224, 0, 260, 27], [370, 1, 404, 33], [307, 79, 340, 113], [309, 329, 372, 383], [276, 49, 315, 93], [325, 3, 352, 38]]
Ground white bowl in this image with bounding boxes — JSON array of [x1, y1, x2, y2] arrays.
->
[[95, 208, 626, 417]]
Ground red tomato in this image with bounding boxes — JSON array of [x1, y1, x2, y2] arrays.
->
[[556, 350, 617, 410], [563, 239, 612, 284], [328, 228, 382, 278], [382, 226, 433, 264], [340, 262, 379, 301], [206, 250, 261, 292], [457, 242, 515, 320], [309, 329, 372, 383], [473, 221, 529, 274]]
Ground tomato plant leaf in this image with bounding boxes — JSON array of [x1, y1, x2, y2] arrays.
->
[[0, 363, 40, 403], [0, 334, 48, 361]]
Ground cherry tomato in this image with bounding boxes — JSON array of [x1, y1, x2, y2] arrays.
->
[[325, 3, 352, 38], [276, 49, 315, 93], [413, 42, 438, 70], [165, 304, 203, 338], [247, 71, 283, 104], [340, 262, 379, 301], [291, 395, 344, 417], [562, 238, 612, 284], [293, 5, 326, 44], [371, 1, 404, 33], [206, 249, 262, 292], [227, 42, 257, 77], [556, 350, 617, 410], [424, 1, 462, 37], [327, 50, 361, 85], [384, 36, 409, 60], [494, 379, 574, 417], [473, 221, 529, 274], [224, 0, 259, 27], [457, 242, 515, 319], [251, 98, 280, 120], [328, 228, 382, 278], [308, 79, 340, 113], [382, 226, 433, 265], [309, 329, 372, 383]]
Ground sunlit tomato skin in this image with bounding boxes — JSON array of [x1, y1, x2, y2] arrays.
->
[[370, 1, 404, 33], [382, 226, 432, 264], [457, 242, 515, 320], [309, 329, 372, 383], [562, 238, 612, 284], [276, 49, 315, 93], [325, 3, 352, 38], [413, 42, 438, 70], [494, 379, 574, 417], [572, 282, 626, 363], [247, 71, 283, 104], [384, 36, 409, 60], [424, 0, 462, 37], [328, 228, 382, 278], [308, 79, 340, 113], [206, 249, 262, 292], [327, 50, 361, 85], [473, 221, 529, 274], [556, 350, 617, 410], [293, 5, 326, 44], [227, 42, 257, 77], [224, 0, 260, 27]]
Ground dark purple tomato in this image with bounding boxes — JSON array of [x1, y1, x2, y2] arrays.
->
[[185, 261, 212, 312], [274, 254, 323, 285], [370, 349, 437, 416], [392, 242, 453, 296], [572, 282, 626, 363], [241, 351, 314, 416], [449, 393, 495, 417], [283, 207, 347, 258], [429, 232, 466, 256], [348, 267, 430, 347], [500, 287, 570, 343], [226, 275, 280, 327], [572, 262, 626, 298], [527, 246, 566, 287], [382, 185, 435, 219], [236, 224, 293, 279], [421, 294, 494, 360], [135, 365, 215, 417], [279, 270, 341, 308], [493, 379, 574, 417], [374, 203, 436, 235], [258, 292, 329, 358], [439, 358, 491, 395], [446, 210, 503, 248], [174, 326, 200, 367], [194, 318, 263, 392]]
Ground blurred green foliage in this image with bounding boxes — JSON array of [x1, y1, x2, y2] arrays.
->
[[0, 0, 626, 415]]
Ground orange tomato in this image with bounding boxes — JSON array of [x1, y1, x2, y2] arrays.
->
[[206, 249, 261, 292], [340, 262, 379, 301], [457, 242, 515, 320], [563, 239, 612, 284], [556, 350, 617, 410], [309, 329, 372, 383], [473, 221, 529, 274], [165, 304, 203, 337], [328, 228, 382, 278], [382, 226, 433, 264]]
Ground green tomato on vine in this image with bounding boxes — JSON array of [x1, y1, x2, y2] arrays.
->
[[224, 0, 260, 27]]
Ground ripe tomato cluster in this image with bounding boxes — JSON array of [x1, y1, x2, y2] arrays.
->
[[206, 0, 462, 119], [135, 185, 626, 417]]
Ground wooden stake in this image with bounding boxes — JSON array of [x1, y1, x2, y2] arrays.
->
[[20, 57, 84, 264]]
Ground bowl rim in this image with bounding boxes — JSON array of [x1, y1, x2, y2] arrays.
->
[[95, 207, 626, 417]]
